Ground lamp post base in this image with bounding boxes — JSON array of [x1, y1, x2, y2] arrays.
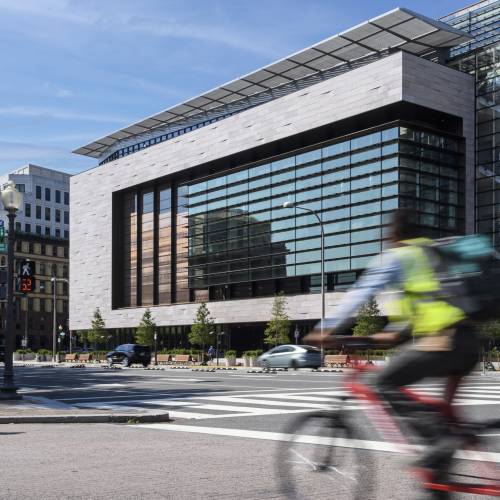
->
[[0, 386, 22, 400]]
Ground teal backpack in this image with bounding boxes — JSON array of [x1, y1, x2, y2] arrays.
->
[[424, 234, 500, 320]]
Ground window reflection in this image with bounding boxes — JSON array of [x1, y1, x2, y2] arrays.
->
[[117, 123, 464, 306]]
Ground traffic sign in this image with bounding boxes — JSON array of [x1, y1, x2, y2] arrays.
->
[[0, 222, 5, 252]]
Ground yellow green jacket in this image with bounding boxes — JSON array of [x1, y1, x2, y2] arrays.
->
[[323, 238, 465, 336]]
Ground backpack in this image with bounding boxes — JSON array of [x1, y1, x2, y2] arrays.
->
[[423, 234, 500, 320]]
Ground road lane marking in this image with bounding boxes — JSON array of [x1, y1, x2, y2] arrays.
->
[[199, 395, 332, 409], [58, 387, 342, 402], [135, 424, 500, 463]]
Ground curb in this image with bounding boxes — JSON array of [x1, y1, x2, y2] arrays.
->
[[0, 412, 170, 425]]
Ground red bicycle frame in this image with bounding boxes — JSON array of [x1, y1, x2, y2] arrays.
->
[[341, 363, 500, 496]]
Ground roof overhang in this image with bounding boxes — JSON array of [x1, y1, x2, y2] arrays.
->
[[74, 7, 472, 159]]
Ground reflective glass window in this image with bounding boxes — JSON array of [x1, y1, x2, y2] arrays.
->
[[322, 141, 350, 158]]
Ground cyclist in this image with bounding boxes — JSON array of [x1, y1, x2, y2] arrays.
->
[[305, 208, 480, 499]]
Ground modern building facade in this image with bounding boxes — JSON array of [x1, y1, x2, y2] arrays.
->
[[0, 234, 69, 350], [0, 164, 71, 240], [0, 164, 71, 350], [71, 7, 482, 349], [441, 1, 500, 249]]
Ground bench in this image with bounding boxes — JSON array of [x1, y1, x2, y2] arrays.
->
[[173, 354, 192, 365], [65, 353, 78, 362], [324, 354, 350, 368], [157, 354, 172, 365], [79, 353, 92, 363]]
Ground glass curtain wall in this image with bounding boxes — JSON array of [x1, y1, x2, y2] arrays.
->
[[442, 1, 500, 248], [158, 186, 172, 304], [141, 190, 155, 305], [185, 125, 463, 300], [116, 123, 463, 308], [175, 185, 190, 303], [121, 192, 138, 307]]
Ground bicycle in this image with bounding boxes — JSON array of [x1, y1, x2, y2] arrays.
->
[[277, 336, 500, 499]]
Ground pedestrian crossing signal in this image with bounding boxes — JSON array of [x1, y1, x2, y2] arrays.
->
[[19, 260, 35, 293]]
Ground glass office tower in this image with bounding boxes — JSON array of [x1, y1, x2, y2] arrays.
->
[[115, 121, 464, 308], [442, 0, 500, 249]]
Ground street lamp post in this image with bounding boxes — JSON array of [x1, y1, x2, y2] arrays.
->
[[51, 277, 68, 362], [210, 330, 225, 366], [283, 201, 325, 361], [59, 328, 66, 359], [0, 181, 23, 400], [154, 331, 158, 365]]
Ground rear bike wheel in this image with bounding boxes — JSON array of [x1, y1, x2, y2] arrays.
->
[[442, 418, 500, 498], [277, 410, 375, 500]]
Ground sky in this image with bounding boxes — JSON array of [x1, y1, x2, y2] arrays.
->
[[0, 0, 468, 175]]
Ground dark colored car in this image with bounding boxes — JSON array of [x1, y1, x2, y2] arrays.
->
[[0, 345, 4, 363], [106, 344, 151, 367]]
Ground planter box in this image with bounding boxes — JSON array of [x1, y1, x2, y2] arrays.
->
[[225, 357, 236, 367], [243, 357, 257, 367]]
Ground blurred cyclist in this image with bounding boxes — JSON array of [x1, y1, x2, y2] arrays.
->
[[305, 208, 480, 500]]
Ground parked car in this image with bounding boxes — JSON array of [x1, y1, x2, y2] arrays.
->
[[106, 344, 151, 367], [257, 344, 321, 369]]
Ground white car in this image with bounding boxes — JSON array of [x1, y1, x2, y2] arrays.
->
[[257, 345, 321, 369]]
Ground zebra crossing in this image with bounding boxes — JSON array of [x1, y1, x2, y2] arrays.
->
[[68, 381, 500, 420]]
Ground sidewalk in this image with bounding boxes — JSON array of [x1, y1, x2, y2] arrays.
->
[[0, 395, 170, 424]]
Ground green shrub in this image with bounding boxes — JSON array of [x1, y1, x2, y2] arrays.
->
[[37, 349, 51, 355], [15, 349, 33, 354], [225, 350, 237, 358], [243, 350, 263, 358]]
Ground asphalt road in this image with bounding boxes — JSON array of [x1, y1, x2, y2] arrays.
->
[[0, 365, 499, 499]]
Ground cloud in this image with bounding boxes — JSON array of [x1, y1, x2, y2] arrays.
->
[[0, 106, 131, 124], [0, 0, 279, 56]]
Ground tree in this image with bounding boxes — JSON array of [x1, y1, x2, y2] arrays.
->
[[479, 320, 500, 364], [188, 303, 215, 358], [480, 320, 500, 346], [87, 307, 106, 348], [264, 292, 291, 347], [76, 330, 89, 351], [352, 298, 384, 337], [135, 308, 156, 347]]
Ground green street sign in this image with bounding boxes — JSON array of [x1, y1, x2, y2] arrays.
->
[[0, 222, 5, 253]]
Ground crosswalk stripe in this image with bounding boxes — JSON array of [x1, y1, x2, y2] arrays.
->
[[201, 395, 331, 409], [67, 383, 500, 420]]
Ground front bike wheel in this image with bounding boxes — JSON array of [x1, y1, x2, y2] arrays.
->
[[277, 410, 375, 500]]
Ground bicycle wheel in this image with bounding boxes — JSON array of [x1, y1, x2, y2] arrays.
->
[[443, 418, 500, 498], [277, 410, 376, 500]]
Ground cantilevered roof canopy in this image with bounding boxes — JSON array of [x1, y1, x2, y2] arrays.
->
[[74, 7, 472, 159]]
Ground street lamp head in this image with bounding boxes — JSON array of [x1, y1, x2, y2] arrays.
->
[[283, 201, 295, 209], [1, 181, 22, 212]]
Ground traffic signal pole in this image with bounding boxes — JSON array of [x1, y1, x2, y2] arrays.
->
[[0, 211, 21, 399]]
